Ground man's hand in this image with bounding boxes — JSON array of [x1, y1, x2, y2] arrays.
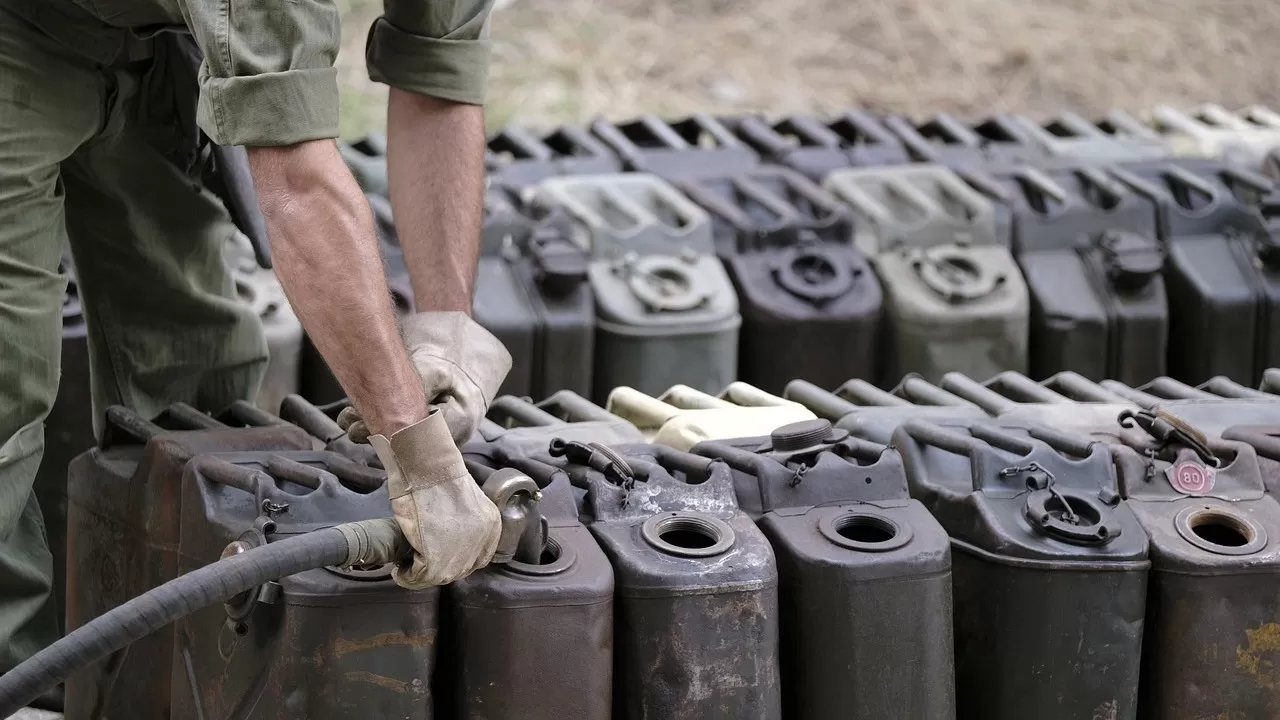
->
[[338, 311, 511, 445], [369, 409, 501, 588]]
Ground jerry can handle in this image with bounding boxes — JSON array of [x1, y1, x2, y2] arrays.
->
[[529, 233, 588, 295], [772, 244, 855, 303], [910, 246, 1005, 303], [1099, 231, 1164, 291]]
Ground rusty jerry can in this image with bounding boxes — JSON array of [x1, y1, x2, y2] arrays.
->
[[541, 440, 781, 719], [532, 172, 740, 398], [694, 419, 956, 719], [444, 443, 615, 720], [782, 377, 990, 444], [485, 122, 621, 187], [1108, 159, 1279, 385], [678, 166, 884, 393], [729, 111, 910, 182], [880, 113, 1050, 169], [604, 382, 816, 451], [893, 419, 1150, 720], [967, 165, 1168, 384], [64, 403, 314, 719], [589, 113, 759, 180], [169, 451, 439, 720], [1090, 416, 1280, 719], [824, 165, 1030, 383]]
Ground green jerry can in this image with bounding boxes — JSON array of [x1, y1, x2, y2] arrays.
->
[[967, 165, 1168, 384], [824, 164, 1030, 384], [63, 404, 314, 719], [1096, 413, 1280, 719], [443, 443, 615, 720], [533, 173, 740, 399], [169, 452, 440, 720], [1012, 110, 1172, 164], [693, 419, 956, 720], [540, 440, 782, 719], [894, 419, 1150, 720], [1109, 160, 1280, 386]]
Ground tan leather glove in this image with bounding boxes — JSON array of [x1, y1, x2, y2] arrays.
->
[[368, 409, 501, 588], [339, 311, 512, 446]]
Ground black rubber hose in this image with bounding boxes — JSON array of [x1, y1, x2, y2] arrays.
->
[[0, 518, 404, 717]]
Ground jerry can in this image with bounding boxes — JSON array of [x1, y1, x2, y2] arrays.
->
[[227, 233, 304, 414], [481, 391, 645, 448], [1094, 415, 1280, 719], [338, 133, 388, 196], [678, 167, 883, 392], [694, 419, 956, 720], [36, 256, 93, 637], [531, 172, 715, 261], [824, 165, 1031, 383], [1110, 161, 1279, 385], [64, 404, 314, 719], [1149, 104, 1280, 171], [169, 451, 439, 720], [589, 113, 759, 178], [782, 377, 989, 444], [604, 382, 816, 450], [969, 165, 1168, 384], [545, 441, 781, 719], [893, 420, 1150, 720], [1014, 110, 1171, 163], [729, 111, 910, 181], [1222, 425, 1280, 498], [486, 123, 621, 187], [880, 113, 1049, 168], [445, 446, 614, 720], [588, 250, 741, 399]]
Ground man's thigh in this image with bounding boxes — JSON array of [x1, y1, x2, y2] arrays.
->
[[61, 57, 269, 428]]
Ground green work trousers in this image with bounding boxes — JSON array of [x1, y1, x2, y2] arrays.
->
[[0, 4, 268, 671]]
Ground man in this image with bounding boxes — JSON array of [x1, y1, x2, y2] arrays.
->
[[0, 0, 512, 701]]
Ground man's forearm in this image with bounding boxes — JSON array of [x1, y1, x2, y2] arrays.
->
[[386, 88, 487, 314], [247, 140, 428, 437]]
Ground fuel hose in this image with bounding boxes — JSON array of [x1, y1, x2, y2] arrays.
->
[[0, 518, 406, 717]]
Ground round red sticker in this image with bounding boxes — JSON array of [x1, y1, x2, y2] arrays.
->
[[1165, 459, 1216, 495]]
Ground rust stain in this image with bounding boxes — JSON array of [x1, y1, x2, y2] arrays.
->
[[344, 671, 409, 693], [334, 631, 437, 657], [1092, 699, 1118, 720], [1236, 622, 1280, 691]]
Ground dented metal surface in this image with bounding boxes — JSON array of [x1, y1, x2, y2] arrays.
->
[[693, 420, 955, 719], [541, 442, 781, 719], [64, 405, 315, 719], [894, 419, 1149, 720]]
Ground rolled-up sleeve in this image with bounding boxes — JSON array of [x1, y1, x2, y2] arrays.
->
[[179, 0, 343, 146], [366, 0, 497, 106]]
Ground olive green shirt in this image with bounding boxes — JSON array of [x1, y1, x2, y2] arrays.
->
[[39, 0, 496, 146]]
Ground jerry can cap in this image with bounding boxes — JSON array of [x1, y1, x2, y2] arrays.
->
[[772, 244, 856, 304], [909, 245, 1006, 303], [769, 418, 847, 453], [1099, 231, 1163, 289]]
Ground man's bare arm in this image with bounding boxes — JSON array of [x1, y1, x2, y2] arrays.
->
[[246, 140, 429, 437], [385, 88, 487, 314]]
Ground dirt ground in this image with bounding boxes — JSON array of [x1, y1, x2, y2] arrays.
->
[[337, 0, 1280, 139]]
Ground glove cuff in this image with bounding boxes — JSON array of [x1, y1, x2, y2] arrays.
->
[[401, 311, 513, 406], [368, 409, 469, 498]]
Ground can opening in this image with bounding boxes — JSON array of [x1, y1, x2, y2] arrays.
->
[[1189, 510, 1253, 548], [641, 513, 736, 558], [835, 514, 897, 544], [535, 536, 564, 565]]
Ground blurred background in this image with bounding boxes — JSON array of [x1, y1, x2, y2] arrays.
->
[[335, 0, 1280, 139]]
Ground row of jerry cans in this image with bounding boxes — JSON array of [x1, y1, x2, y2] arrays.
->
[[471, 107, 1280, 186]]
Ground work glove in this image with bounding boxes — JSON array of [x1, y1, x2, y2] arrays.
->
[[339, 311, 512, 446], [368, 409, 502, 588]]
